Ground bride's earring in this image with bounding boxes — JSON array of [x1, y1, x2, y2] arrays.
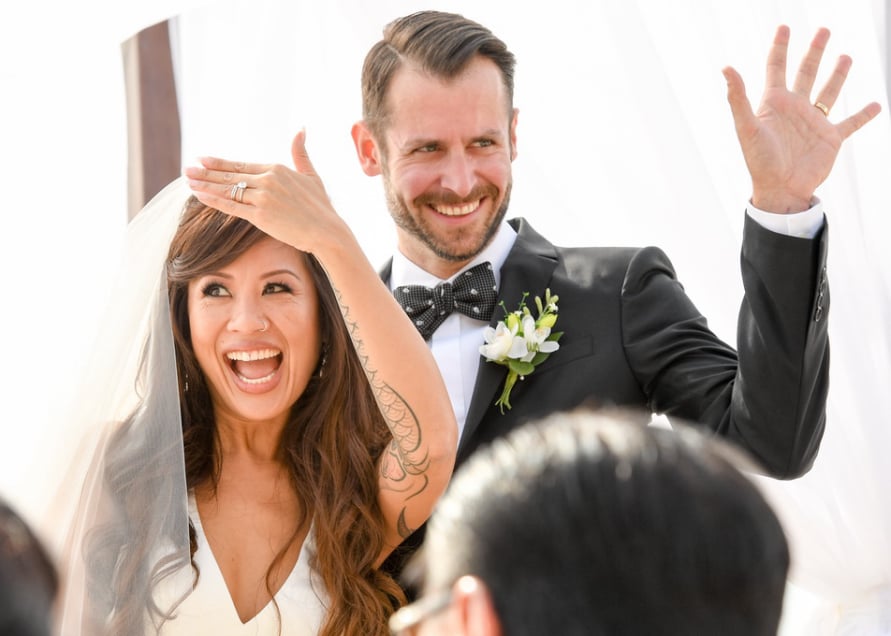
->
[[317, 347, 328, 379]]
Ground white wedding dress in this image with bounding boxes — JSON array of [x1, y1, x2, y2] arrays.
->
[[152, 497, 327, 636]]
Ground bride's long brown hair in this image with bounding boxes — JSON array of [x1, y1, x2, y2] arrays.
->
[[85, 195, 404, 635], [166, 197, 406, 635]]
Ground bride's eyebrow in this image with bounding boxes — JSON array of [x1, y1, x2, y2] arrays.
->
[[262, 268, 302, 280], [201, 271, 232, 279], [198, 269, 302, 280]]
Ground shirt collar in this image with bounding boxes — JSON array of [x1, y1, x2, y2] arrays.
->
[[390, 220, 518, 290]]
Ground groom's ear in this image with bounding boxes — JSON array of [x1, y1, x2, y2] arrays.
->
[[351, 120, 382, 177]]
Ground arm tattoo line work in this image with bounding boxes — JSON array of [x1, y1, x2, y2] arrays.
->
[[333, 288, 431, 492]]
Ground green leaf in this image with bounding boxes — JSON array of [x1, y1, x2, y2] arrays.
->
[[530, 351, 551, 366], [489, 288, 567, 414], [507, 359, 535, 375]]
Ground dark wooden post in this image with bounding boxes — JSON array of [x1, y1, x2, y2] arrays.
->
[[122, 20, 181, 220]]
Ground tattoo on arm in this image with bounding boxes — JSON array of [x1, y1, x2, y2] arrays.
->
[[396, 508, 414, 539], [334, 288, 431, 492]]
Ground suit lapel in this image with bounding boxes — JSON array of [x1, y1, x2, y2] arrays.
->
[[459, 218, 559, 455], [379, 259, 393, 285], [379, 221, 559, 457]]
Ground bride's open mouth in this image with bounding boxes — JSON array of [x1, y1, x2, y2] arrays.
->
[[226, 348, 283, 385]]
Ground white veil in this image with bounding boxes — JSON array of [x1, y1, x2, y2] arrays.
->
[[41, 178, 195, 635]]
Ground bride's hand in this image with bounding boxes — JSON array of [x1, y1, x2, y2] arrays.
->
[[184, 129, 345, 255]]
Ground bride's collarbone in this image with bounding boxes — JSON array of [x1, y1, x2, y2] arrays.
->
[[194, 475, 308, 623]]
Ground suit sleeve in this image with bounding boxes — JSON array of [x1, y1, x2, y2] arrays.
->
[[621, 214, 828, 478]]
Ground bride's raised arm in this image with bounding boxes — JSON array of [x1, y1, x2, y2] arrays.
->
[[185, 130, 458, 558]]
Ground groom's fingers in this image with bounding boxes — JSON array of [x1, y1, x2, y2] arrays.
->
[[791, 27, 830, 97], [765, 25, 791, 90], [811, 54, 852, 114], [836, 102, 882, 141], [722, 66, 757, 141]]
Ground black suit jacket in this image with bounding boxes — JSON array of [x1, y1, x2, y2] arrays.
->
[[381, 215, 828, 581]]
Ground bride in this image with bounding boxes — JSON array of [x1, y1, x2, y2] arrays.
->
[[49, 132, 456, 636]]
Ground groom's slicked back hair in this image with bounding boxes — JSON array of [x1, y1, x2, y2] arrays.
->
[[360, 10, 516, 139]]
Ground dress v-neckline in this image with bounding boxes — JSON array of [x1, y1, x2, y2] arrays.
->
[[190, 495, 310, 625]]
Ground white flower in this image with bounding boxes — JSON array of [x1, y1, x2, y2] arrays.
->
[[480, 322, 520, 362], [481, 288, 563, 413], [516, 315, 559, 362]]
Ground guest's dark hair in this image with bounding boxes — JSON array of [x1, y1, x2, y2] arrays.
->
[[360, 10, 516, 140], [0, 499, 58, 636], [419, 408, 790, 636]]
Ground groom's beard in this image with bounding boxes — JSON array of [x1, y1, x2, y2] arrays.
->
[[383, 176, 512, 264]]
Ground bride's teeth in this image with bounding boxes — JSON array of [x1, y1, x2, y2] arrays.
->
[[227, 348, 280, 361], [237, 371, 276, 385]]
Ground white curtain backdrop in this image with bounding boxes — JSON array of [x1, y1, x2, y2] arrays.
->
[[2, 1, 888, 633]]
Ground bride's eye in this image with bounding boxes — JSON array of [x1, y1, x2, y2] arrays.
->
[[264, 282, 292, 295], [202, 283, 230, 298]]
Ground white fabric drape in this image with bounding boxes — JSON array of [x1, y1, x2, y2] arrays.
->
[[2, 1, 888, 634]]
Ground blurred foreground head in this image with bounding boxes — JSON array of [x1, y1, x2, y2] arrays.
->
[[0, 499, 58, 636], [394, 408, 789, 636]]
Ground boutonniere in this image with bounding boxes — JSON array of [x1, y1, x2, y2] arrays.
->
[[479, 289, 562, 413]]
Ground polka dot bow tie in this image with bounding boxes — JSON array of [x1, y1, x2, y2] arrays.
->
[[394, 262, 498, 340]]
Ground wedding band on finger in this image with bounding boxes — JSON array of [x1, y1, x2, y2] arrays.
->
[[813, 101, 830, 116], [230, 181, 248, 202]]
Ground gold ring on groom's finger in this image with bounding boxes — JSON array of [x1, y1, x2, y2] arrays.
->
[[230, 181, 248, 202], [813, 101, 829, 116]]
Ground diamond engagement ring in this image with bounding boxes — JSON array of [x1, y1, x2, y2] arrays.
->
[[230, 181, 248, 202]]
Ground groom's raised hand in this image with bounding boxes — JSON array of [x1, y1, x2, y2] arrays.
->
[[722, 25, 881, 214]]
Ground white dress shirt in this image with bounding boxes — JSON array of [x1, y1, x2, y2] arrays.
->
[[390, 222, 518, 441], [387, 204, 824, 442], [748, 199, 824, 239]]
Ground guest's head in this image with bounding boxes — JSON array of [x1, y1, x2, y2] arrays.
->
[[0, 499, 58, 636], [390, 409, 789, 636]]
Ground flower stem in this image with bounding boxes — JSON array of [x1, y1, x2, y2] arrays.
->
[[496, 370, 519, 413]]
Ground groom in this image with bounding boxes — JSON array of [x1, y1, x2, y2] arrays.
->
[[347, 11, 879, 580], [187, 10, 880, 586]]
